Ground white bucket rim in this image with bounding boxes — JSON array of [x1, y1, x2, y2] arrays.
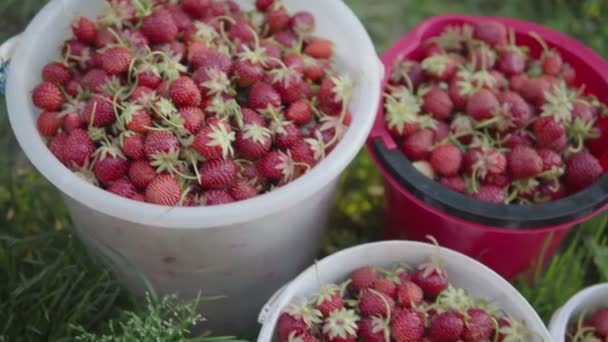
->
[[6, 0, 383, 229]]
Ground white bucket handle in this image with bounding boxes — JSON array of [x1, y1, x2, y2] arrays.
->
[[0, 34, 20, 95]]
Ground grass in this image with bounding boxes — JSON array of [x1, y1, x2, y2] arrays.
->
[[1, 0, 608, 340]]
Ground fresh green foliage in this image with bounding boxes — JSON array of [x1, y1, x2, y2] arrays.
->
[[73, 294, 244, 342], [1, 0, 608, 340]]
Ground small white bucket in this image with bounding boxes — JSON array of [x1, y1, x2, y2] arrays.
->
[[3, 0, 383, 334], [548, 283, 608, 342], [257, 240, 551, 341]]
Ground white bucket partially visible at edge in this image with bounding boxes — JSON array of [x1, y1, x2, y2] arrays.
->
[[5, 0, 383, 335], [257, 241, 551, 341], [548, 283, 608, 342]]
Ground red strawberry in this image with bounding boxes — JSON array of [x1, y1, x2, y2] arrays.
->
[[32, 82, 63, 111], [205, 190, 235, 205], [94, 152, 129, 185], [122, 134, 145, 160], [537, 148, 563, 172], [125, 108, 153, 135], [178, 107, 205, 134], [99, 47, 133, 75], [572, 101, 596, 123], [440, 176, 466, 193], [192, 118, 235, 160], [199, 159, 237, 189], [63, 129, 96, 168], [422, 53, 461, 81], [257, 150, 295, 181], [462, 309, 494, 341], [322, 308, 359, 342], [565, 151, 603, 193], [534, 117, 567, 151], [484, 174, 511, 188], [359, 289, 395, 318], [94, 28, 117, 48], [589, 308, 608, 336], [391, 309, 425, 342], [107, 178, 138, 200], [234, 60, 264, 88], [401, 129, 434, 161], [423, 87, 453, 120], [520, 77, 552, 107], [42, 62, 72, 85], [249, 82, 282, 110], [350, 267, 378, 293], [430, 144, 462, 177], [473, 20, 507, 46], [142, 9, 178, 44], [49, 133, 69, 165], [82, 95, 116, 127], [304, 39, 334, 59], [138, 71, 161, 89], [561, 63, 576, 85], [508, 146, 543, 179], [278, 302, 321, 342], [63, 112, 84, 132], [289, 11, 315, 36], [129, 160, 156, 190], [267, 4, 290, 33], [37, 111, 63, 137], [463, 148, 507, 179], [411, 265, 448, 300], [397, 281, 423, 308], [302, 57, 325, 82], [284, 55, 305, 74], [171, 76, 202, 108], [182, 0, 210, 18], [496, 91, 532, 131], [241, 108, 266, 126], [236, 123, 272, 160], [539, 181, 567, 201], [474, 185, 506, 203], [314, 284, 344, 318], [286, 100, 313, 126], [72, 17, 97, 45], [255, 0, 274, 11], [509, 74, 528, 93], [371, 279, 398, 298], [466, 89, 499, 121], [81, 69, 111, 93], [468, 44, 496, 70], [145, 175, 182, 206], [318, 76, 351, 115], [448, 77, 471, 110], [229, 181, 258, 201], [274, 122, 302, 149], [433, 120, 450, 141], [358, 316, 388, 342], [498, 50, 526, 76], [429, 311, 465, 342], [144, 131, 181, 159], [505, 131, 533, 149]]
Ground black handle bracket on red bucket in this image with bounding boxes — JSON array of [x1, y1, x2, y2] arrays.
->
[[370, 138, 608, 229]]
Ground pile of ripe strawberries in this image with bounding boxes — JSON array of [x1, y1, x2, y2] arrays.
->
[[384, 20, 608, 204], [277, 253, 536, 342], [31, 0, 352, 206], [568, 307, 608, 342]]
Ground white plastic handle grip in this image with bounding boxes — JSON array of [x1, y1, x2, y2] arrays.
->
[[0, 34, 21, 95]]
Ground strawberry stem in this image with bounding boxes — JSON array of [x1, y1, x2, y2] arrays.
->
[[528, 31, 550, 55]]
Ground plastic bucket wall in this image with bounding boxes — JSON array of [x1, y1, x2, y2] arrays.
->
[[368, 14, 608, 280], [257, 241, 551, 341], [5, 0, 383, 334], [548, 283, 608, 341]]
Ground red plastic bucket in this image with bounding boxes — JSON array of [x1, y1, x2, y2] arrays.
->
[[368, 14, 608, 280]]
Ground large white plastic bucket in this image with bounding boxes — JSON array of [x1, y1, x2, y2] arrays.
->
[[257, 241, 551, 341], [4, 0, 383, 334], [548, 283, 608, 341]]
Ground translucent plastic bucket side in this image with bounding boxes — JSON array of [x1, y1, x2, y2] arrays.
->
[[65, 179, 337, 335], [257, 241, 551, 342], [548, 283, 608, 342]]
